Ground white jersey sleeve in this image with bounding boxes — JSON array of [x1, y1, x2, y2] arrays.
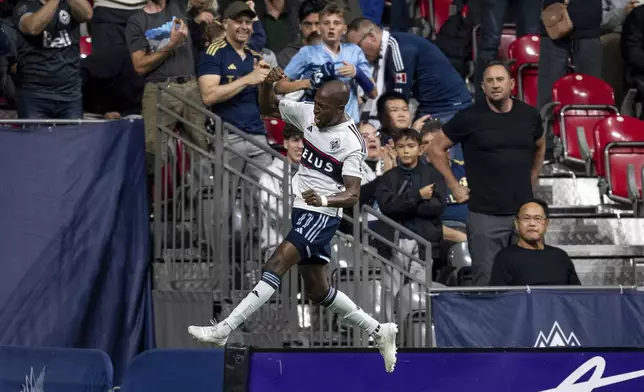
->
[[341, 126, 367, 179], [279, 100, 314, 132]]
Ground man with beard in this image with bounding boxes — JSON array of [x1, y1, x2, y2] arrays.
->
[[198, 1, 272, 181], [276, 0, 322, 68], [428, 61, 546, 286], [126, 0, 208, 172]]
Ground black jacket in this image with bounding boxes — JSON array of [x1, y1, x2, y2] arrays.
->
[[374, 161, 446, 259], [622, 4, 644, 102], [542, 0, 602, 39]]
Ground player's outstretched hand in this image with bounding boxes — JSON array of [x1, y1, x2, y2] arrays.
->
[[302, 189, 323, 207], [264, 66, 284, 85]]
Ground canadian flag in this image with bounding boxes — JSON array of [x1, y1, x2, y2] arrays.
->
[[395, 72, 407, 83]]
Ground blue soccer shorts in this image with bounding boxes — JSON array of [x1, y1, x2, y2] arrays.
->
[[285, 208, 341, 264]]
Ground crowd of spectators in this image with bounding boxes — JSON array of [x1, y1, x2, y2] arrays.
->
[[2, 0, 641, 287]]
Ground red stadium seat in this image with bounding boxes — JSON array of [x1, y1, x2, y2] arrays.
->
[[541, 74, 619, 169], [80, 36, 92, 58], [508, 35, 540, 107], [151, 128, 192, 202], [472, 24, 517, 63], [592, 115, 644, 215], [265, 117, 285, 147], [430, 0, 452, 35]]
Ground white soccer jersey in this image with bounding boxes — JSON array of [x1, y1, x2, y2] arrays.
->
[[279, 100, 367, 217]]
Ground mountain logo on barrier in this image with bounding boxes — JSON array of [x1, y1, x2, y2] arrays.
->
[[534, 321, 580, 347], [538, 356, 644, 391], [21, 366, 45, 392]]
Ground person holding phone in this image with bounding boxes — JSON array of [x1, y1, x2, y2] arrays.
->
[[126, 0, 208, 173]]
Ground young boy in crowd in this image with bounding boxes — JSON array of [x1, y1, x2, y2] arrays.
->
[[375, 128, 446, 292], [274, 2, 376, 122]]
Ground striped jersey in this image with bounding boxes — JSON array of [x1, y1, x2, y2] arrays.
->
[[279, 100, 366, 217]]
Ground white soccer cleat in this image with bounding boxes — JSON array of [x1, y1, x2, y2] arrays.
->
[[188, 319, 230, 346], [374, 323, 398, 373]]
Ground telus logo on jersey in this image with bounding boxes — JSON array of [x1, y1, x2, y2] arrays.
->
[[301, 138, 343, 184]]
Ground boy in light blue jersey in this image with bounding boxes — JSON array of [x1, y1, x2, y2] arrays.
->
[[275, 2, 377, 123]]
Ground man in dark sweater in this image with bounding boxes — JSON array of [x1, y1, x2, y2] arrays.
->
[[490, 199, 581, 286], [375, 128, 446, 290]]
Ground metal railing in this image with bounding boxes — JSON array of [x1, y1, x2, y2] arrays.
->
[[151, 85, 434, 348]]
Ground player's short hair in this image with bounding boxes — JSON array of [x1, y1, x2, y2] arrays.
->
[[393, 128, 422, 144], [421, 118, 443, 135], [347, 16, 377, 33], [299, 0, 324, 22], [319, 2, 345, 20], [484, 60, 512, 79], [283, 124, 303, 140], [516, 198, 550, 219], [376, 91, 408, 120]]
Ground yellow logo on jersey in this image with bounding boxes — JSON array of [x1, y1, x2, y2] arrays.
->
[[228, 64, 237, 70]]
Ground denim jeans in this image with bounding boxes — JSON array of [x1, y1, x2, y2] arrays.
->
[[474, 0, 542, 101], [16, 96, 83, 119], [537, 37, 603, 109]]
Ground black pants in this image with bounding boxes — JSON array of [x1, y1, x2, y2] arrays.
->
[[91, 7, 140, 53]]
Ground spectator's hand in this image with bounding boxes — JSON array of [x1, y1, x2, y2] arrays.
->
[[265, 66, 285, 84], [302, 189, 323, 206], [337, 61, 356, 78], [412, 114, 431, 131], [167, 19, 188, 50], [104, 112, 121, 119], [310, 62, 335, 89], [419, 183, 434, 200], [245, 59, 271, 85], [381, 145, 397, 172], [246, 1, 259, 21], [451, 184, 470, 203], [195, 11, 215, 25], [626, 0, 641, 13]]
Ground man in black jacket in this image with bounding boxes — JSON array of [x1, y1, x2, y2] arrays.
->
[[538, 0, 603, 109], [375, 128, 446, 292], [621, 1, 644, 118]]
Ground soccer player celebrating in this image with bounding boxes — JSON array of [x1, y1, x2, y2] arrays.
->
[[189, 80, 398, 373]]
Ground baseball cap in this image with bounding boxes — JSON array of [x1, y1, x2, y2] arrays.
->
[[223, 1, 256, 20]]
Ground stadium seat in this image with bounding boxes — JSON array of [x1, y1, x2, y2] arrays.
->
[[264, 117, 286, 153], [472, 24, 517, 63], [119, 349, 225, 392], [592, 115, 644, 216], [429, 0, 452, 36], [395, 282, 429, 346], [540, 74, 619, 170], [0, 346, 113, 392], [80, 36, 92, 58], [508, 35, 540, 107]]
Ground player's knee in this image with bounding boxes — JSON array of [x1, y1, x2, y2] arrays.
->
[[310, 285, 334, 305]]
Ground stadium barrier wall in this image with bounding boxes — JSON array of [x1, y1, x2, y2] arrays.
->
[[430, 287, 644, 348], [247, 348, 644, 392]]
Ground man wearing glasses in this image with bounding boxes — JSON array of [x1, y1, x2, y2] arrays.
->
[[489, 199, 580, 286]]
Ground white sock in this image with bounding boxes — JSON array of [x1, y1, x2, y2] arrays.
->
[[221, 271, 280, 332], [320, 287, 380, 336]]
